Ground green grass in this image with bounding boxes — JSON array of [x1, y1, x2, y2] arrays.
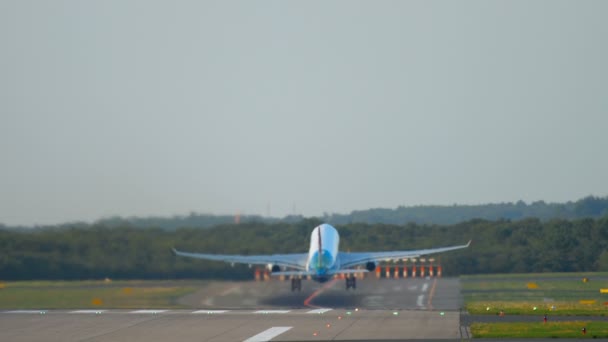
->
[[471, 321, 608, 338], [0, 280, 199, 309], [463, 272, 608, 315], [461, 272, 608, 280], [466, 301, 608, 316]]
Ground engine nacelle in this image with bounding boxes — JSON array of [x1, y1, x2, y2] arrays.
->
[[267, 264, 281, 272], [365, 261, 376, 272]]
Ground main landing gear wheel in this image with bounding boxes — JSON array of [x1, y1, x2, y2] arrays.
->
[[291, 278, 302, 292], [345, 276, 356, 290]]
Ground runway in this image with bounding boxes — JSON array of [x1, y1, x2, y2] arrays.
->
[[0, 277, 465, 341], [178, 277, 463, 311]]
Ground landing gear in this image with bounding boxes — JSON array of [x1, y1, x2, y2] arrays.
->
[[291, 278, 302, 292], [345, 276, 357, 290]]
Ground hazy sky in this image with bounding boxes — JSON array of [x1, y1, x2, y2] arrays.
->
[[1, 1, 607, 225]]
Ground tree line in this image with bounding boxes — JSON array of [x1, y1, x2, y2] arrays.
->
[[326, 195, 608, 225], [1, 217, 608, 280], [2, 196, 606, 230]]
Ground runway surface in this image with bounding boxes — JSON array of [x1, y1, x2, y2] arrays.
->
[[179, 277, 462, 311], [0, 277, 466, 341]]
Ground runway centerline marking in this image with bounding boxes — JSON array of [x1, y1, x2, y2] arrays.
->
[[70, 310, 106, 314], [303, 278, 338, 308], [421, 283, 429, 292], [416, 294, 425, 308], [243, 326, 292, 342]]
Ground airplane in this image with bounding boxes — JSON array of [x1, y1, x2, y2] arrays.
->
[[173, 223, 470, 291]]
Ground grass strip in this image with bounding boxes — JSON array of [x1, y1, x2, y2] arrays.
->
[[471, 321, 608, 338], [461, 272, 608, 280], [466, 301, 608, 316], [0, 285, 196, 309], [463, 272, 608, 315]]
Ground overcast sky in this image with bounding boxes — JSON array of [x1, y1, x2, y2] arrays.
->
[[1, 1, 607, 225]]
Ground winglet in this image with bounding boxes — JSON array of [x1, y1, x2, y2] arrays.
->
[[466, 240, 472, 247], [172, 248, 178, 256]]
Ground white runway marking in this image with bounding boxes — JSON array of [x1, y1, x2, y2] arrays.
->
[[70, 310, 106, 314], [421, 283, 429, 292], [408, 285, 418, 291], [416, 294, 425, 308], [129, 310, 168, 314], [254, 310, 290, 314], [192, 310, 228, 314], [306, 308, 332, 314], [243, 326, 292, 342], [5, 310, 46, 314]]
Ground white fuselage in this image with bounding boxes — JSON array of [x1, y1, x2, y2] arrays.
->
[[306, 224, 340, 282]]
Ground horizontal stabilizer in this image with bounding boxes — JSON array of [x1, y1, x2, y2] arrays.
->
[[332, 269, 369, 275], [272, 269, 369, 277], [271, 271, 317, 277]]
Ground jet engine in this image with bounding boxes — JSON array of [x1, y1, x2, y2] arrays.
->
[[365, 261, 376, 272], [267, 264, 281, 272]]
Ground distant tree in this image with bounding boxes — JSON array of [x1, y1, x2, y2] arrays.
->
[[597, 251, 608, 271], [575, 196, 608, 217]]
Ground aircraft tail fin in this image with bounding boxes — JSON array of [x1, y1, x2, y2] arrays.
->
[[317, 226, 323, 268]]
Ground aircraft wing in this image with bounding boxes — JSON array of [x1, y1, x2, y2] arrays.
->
[[172, 248, 309, 270], [338, 240, 471, 269]]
